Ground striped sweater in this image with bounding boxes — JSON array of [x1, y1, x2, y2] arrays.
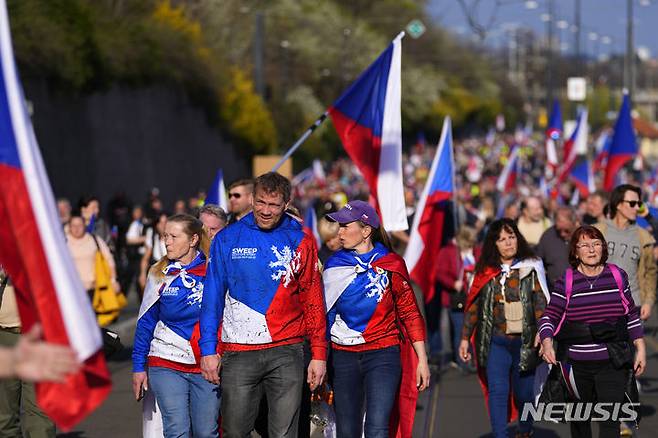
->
[[538, 264, 643, 361]]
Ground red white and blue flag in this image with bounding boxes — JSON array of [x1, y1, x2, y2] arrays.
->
[[604, 92, 637, 191], [593, 129, 612, 172], [303, 206, 322, 247], [557, 108, 588, 184], [496, 145, 520, 192], [204, 168, 228, 212], [329, 33, 408, 232], [405, 117, 455, 303], [0, 0, 110, 430], [545, 99, 562, 177], [569, 156, 595, 197]]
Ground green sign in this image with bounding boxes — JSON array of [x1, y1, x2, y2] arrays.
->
[[406, 19, 426, 39]]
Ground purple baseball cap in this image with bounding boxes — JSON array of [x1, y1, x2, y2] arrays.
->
[[326, 200, 380, 228]]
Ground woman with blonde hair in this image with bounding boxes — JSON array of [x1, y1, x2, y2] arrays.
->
[[132, 214, 219, 438]]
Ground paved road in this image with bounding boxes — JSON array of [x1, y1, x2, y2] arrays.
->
[[57, 296, 658, 437]]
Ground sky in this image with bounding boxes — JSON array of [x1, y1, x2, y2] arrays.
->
[[428, 0, 658, 60]]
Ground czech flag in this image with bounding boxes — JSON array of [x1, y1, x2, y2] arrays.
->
[[0, 0, 110, 430], [204, 168, 228, 212], [496, 145, 520, 192], [303, 206, 322, 248], [328, 32, 408, 232], [604, 93, 637, 191], [569, 156, 595, 197], [593, 129, 612, 172], [557, 108, 588, 184], [405, 117, 455, 304], [545, 99, 562, 177]]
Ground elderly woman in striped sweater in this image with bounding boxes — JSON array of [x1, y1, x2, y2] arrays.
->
[[538, 225, 646, 438]]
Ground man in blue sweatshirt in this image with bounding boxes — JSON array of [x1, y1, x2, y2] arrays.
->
[[199, 172, 327, 438]]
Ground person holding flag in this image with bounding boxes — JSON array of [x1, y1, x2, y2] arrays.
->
[[459, 218, 549, 438], [323, 200, 429, 438]]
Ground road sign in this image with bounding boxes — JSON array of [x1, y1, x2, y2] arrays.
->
[[567, 77, 587, 101], [406, 19, 426, 39]]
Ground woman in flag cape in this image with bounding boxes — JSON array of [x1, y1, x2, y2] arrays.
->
[[322, 200, 429, 438], [458, 218, 549, 438], [132, 214, 220, 438]]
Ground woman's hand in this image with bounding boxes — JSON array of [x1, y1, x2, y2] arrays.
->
[[540, 338, 557, 365], [416, 359, 431, 391], [634, 338, 646, 376], [458, 339, 471, 362], [132, 371, 148, 401]]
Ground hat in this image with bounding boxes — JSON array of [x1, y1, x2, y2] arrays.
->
[[326, 200, 380, 228]]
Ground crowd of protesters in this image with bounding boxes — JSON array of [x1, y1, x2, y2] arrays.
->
[[27, 127, 658, 438]]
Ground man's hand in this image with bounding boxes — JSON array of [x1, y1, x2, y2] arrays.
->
[[640, 304, 652, 321], [454, 280, 463, 292], [200, 354, 221, 385], [12, 324, 80, 382], [307, 359, 326, 391]]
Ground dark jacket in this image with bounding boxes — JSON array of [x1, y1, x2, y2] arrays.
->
[[536, 226, 570, 288], [474, 267, 541, 372]]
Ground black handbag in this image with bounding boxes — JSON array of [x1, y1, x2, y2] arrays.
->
[[538, 363, 575, 405]]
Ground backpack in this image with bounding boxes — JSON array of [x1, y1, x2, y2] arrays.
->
[[554, 264, 628, 336]]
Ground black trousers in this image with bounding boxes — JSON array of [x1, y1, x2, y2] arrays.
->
[[569, 360, 627, 438]]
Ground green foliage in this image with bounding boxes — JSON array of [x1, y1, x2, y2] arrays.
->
[[220, 67, 278, 154], [8, 0, 509, 159]]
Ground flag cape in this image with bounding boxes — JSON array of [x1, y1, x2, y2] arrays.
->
[[404, 117, 455, 304], [205, 168, 228, 212], [604, 93, 637, 191], [464, 259, 549, 423], [328, 33, 407, 232], [0, 0, 110, 429], [371, 253, 420, 438]]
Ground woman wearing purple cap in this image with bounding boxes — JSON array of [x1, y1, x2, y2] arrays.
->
[[323, 200, 430, 438]]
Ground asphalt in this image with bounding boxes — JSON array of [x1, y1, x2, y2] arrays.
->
[[55, 291, 658, 437]]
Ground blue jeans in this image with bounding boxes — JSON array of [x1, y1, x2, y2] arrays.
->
[[449, 310, 465, 365], [220, 343, 304, 438], [486, 336, 535, 438], [148, 367, 220, 438], [331, 346, 401, 438]]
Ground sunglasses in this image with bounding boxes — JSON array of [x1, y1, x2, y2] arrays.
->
[[621, 200, 643, 208], [228, 193, 242, 199]]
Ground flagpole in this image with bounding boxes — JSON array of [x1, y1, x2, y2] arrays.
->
[[271, 112, 329, 172]]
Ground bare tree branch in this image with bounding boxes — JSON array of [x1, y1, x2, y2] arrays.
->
[[456, 0, 502, 43]]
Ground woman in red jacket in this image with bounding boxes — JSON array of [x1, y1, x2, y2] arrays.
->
[[435, 226, 480, 371]]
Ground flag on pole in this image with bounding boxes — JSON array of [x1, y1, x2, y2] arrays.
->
[[204, 168, 228, 212], [593, 129, 612, 172], [557, 109, 588, 184], [0, 0, 110, 429], [404, 117, 455, 304], [328, 32, 408, 232], [569, 156, 595, 197], [496, 145, 520, 192], [604, 92, 637, 191], [303, 206, 322, 248], [545, 99, 562, 177]]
